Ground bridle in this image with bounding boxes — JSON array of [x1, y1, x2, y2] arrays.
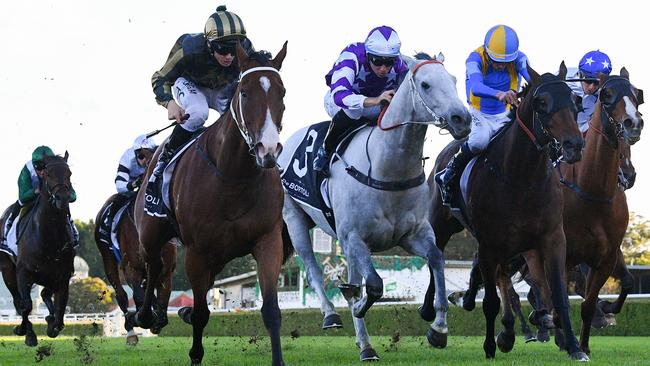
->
[[43, 161, 71, 207], [378, 59, 448, 131], [515, 79, 575, 151], [229, 66, 281, 152]]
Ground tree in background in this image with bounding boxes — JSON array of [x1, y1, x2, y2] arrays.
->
[[622, 212, 650, 265], [74, 220, 105, 278], [68, 277, 115, 313]]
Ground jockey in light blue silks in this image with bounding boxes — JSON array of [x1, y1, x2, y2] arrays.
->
[[566, 50, 613, 134], [438, 25, 531, 204], [312, 25, 409, 176]]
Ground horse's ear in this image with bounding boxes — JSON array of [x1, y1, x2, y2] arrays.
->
[[527, 63, 540, 85], [236, 41, 249, 69], [270, 41, 288, 70], [558, 61, 567, 80], [435, 52, 445, 63], [64, 151, 69, 162], [620, 67, 630, 80], [597, 72, 607, 86]]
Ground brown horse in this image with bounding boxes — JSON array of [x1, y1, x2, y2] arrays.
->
[[2, 153, 76, 346], [429, 63, 588, 360], [536, 69, 643, 355], [94, 189, 176, 345], [132, 43, 292, 366]]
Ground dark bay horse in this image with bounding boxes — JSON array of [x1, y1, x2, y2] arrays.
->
[[2, 153, 76, 346], [94, 190, 176, 345], [537, 69, 644, 354], [132, 43, 292, 366], [429, 63, 589, 360]]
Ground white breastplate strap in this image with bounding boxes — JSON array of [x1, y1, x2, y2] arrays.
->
[[230, 66, 281, 150]]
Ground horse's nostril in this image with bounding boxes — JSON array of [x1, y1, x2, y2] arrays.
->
[[451, 115, 462, 124], [624, 119, 633, 128]]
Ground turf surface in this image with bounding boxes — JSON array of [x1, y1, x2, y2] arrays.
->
[[0, 335, 648, 365]]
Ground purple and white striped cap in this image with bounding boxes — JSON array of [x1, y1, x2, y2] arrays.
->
[[364, 26, 401, 58]]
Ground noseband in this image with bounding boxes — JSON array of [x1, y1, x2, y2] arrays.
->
[[229, 66, 281, 152]]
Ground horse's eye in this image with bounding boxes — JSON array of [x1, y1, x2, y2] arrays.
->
[[421, 82, 430, 90], [240, 91, 248, 98]]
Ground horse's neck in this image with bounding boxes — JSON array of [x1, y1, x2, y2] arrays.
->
[[366, 86, 428, 180], [498, 112, 552, 184], [205, 115, 259, 177], [35, 195, 69, 247], [573, 104, 620, 195]]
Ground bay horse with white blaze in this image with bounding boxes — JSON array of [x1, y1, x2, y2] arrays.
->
[[94, 188, 177, 345], [280, 53, 471, 361], [132, 43, 291, 366], [429, 63, 589, 360], [532, 68, 644, 355]]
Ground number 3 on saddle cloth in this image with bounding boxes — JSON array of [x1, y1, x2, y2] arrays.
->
[[280, 120, 369, 234]]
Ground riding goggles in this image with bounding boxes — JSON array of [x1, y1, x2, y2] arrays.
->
[[210, 41, 237, 56], [368, 54, 396, 68]]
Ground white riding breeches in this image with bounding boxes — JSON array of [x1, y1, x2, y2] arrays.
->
[[466, 108, 511, 154], [5, 216, 18, 255], [172, 77, 237, 132], [324, 90, 381, 120]]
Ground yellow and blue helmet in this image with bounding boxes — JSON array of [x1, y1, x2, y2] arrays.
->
[[483, 25, 519, 63]]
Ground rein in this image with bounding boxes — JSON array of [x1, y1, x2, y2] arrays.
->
[[229, 66, 281, 151], [378, 59, 447, 131]]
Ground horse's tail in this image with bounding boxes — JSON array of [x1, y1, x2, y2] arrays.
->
[[281, 220, 294, 264]]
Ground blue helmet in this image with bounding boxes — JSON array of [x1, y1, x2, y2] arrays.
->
[[364, 26, 401, 57], [483, 25, 519, 63], [579, 50, 612, 78]]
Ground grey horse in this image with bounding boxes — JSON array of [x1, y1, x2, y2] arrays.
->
[[278, 53, 472, 361]]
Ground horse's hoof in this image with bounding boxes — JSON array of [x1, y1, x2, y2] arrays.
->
[[537, 330, 550, 343], [597, 300, 615, 314], [447, 291, 464, 307], [151, 313, 169, 334], [25, 331, 38, 347], [541, 314, 556, 329], [496, 331, 515, 353], [417, 305, 435, 322], [133, 310, 155, 329], [426, 327, 448, 349], [126, 334, 139, 346], [322, 313, 343, 329], [591, 315, 609, 329], [178, 307, 193, 325], [605, 313, 617, 327], [569, 351, 590, 362], [360, 347, 380, 361], [13, 324, 26, 336], [524, 333, 537, 343], [353, 302, 369, 319]]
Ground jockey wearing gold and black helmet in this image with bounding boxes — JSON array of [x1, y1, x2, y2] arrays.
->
[[146, 5, 255, 218]]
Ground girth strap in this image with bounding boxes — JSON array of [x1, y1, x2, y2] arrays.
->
[[345, 166, 425, 191]]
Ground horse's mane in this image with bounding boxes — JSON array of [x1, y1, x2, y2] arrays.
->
[[413, 52, 432, 61], [249, 50, 272, 65]]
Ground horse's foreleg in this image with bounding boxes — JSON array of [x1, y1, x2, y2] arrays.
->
[[541, 235, 588, 361], [283, 200, 340, 328], [522, 251, 555, 329], [181, 247, 213, 366], [462, 253, 483, 311], [402, 228, 448, 348], [49, 284, 69, 338], [254, 230, 286, 366], [16, 268, 37, 346], [151, 246, 175, 335], [478, 252, 499, 359], [579, 258, 615, 355], [134, 228, 166, 330], [496, 270, 515, 353], [344, 255, 378, 361], [345, 234, 382, 319], [509, 285, 536, 343], [600, 251, 633, 315]]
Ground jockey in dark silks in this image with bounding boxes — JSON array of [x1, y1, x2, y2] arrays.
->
[[144, 5, 255, 218], [1, 146, 78, 256]]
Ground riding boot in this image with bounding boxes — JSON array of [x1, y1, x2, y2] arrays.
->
[[68, 217, 80, 249], [438, 143, 474, 205], [145, 125, 194, 217], [2, 202, 21, 244], [313, 110, 357, 177]]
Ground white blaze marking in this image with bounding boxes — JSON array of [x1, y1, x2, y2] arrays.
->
[[260, 76, 271, 94], [259, 108, 279, 154], [623, 96, 640, 123]]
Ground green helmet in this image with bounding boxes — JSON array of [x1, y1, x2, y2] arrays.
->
[[204, 5, 246, 42], [32, 146, 54, 163]]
